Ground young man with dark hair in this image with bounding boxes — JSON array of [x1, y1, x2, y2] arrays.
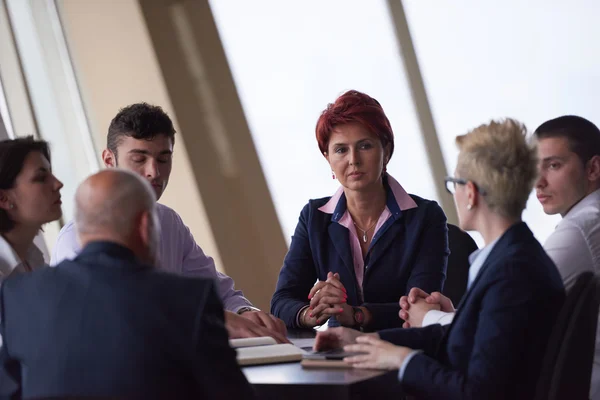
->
[[534, 115, 600, 399], [52, 103, 287, 343]]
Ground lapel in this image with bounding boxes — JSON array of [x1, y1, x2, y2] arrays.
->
[[444, 222, 530, 339], [328, 222, 356, 281], [364, 217, 403, 274], [328, 222, 359, 302], [364, 181, 405, 276]]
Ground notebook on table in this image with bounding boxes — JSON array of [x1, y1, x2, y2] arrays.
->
[[230, 336, 304, 366]]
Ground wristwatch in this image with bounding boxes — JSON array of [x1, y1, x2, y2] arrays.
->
[[236, 306, 259, 315], [353, 306, 365, 328]]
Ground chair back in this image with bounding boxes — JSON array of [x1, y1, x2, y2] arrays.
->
[[535, 271, 600, 400], [443, 224, 478, 306]]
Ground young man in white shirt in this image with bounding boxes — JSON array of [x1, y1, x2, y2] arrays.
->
[[401, 115, 600, 399], [52, 103, 287, 343]]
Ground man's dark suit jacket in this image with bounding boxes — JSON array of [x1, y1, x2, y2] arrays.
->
[[271, 177, 449, 331], [0, 241, 254, 400], [379, 222, 565, 400]]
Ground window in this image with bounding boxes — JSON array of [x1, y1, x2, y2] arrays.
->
[[210, 0, 439, 242], [402, 0, 599, 242]]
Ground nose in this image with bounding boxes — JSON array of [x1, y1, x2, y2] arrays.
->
[[144, 160, 160, 179], [349, 148, 360, 166], [53, 175, 64, 191], [535, 171, 547, 189]]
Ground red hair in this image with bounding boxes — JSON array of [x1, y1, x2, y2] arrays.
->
[[315, 90, 394, 158]]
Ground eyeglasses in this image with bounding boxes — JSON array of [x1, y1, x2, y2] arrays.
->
[[444, 177, 487, 196]]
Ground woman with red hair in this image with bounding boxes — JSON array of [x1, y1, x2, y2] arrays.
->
[[271, 90, 449, 331]]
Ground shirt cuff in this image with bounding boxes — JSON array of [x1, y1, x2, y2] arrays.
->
[[422, 309, 455, 327], [398, 350, 422, 381]]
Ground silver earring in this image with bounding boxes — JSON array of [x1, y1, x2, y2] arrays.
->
[[9, 203, 14, 209], [467, 204, 473, 210]]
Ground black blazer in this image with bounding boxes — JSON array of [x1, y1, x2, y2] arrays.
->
[[379, 222, 565, 400], [271, 180, 449, 331], [0, 242, 254, 400]]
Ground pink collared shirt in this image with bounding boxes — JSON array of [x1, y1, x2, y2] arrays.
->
[[318, 175, 417, 299]]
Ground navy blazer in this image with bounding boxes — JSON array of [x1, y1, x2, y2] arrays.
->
[[0, 242, 254, 400], [379, 222, 566, 400], [271, 182, 449, 331]]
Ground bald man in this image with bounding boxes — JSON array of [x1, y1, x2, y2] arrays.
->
[[0, 170, 255, 399]]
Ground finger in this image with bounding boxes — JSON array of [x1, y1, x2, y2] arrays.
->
[[344, 354, 372, 364], [310, 303, 341, 321], [355, 335, 381, 345], [317, 295, 347, 305], [399, 296, 410, 310], [256, 325, 289, 344], [351, 361, 383, 370], [310, 287, 347, 308], [408, 287, 430, 303], [426, 292, 443, 304], [344, 343, 374, 353], [325, 275, 346, 292], [308, 281, 328, 299], [269, 315, 288, 336], [402, 321, 411, 328], [253, 312, 278, 331], [399, 310, 409, 321], [314, 307, 344, 325], [314, 331, 341, 351], [430, 291, 454, 311]]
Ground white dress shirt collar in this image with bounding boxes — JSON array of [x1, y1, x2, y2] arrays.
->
[[563, 188, 600, 222], [467, 237, 500, 290], [0, 234, 44, 281]]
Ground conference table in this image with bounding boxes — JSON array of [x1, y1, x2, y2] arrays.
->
[[241, 330, 405, 400]]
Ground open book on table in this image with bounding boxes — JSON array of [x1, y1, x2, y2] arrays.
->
[[230, 336, 304, 366]]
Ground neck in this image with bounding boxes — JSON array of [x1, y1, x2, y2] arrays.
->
[[2, 225, 40, 262], [79, 232, 150, 264], [475, 212, 520, 246], [561, 184, 600, 217], [344, 181, 387, 228]]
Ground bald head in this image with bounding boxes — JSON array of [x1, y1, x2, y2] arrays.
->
[[75, 169, 158, 263]]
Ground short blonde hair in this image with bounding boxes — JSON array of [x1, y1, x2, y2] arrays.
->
[[456, 119, 537, 218]]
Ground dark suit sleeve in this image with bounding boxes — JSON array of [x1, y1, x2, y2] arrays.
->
[[271, 204, 318, 328], [378, 324, 449, 356], [363, 202, 449, 330], [0, 282, 21, 400], [401, 271, 559, 400], [192, 282, 256, 400]]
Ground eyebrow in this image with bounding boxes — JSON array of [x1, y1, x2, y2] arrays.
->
[[127, 149, 173, 156], [541, 156, 567, 163], [331, 138, 374, 147]]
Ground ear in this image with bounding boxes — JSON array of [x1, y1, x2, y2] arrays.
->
[[586, 155, 600, 183], [465, 181, 479, 207], [138, 210, 150, 248], [383, 143, 392, 165], [0, 190, 12, 211], [102, 148, 117, 168]]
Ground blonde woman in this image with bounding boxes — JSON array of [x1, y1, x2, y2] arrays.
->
[[314, 119, 565, 400]]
